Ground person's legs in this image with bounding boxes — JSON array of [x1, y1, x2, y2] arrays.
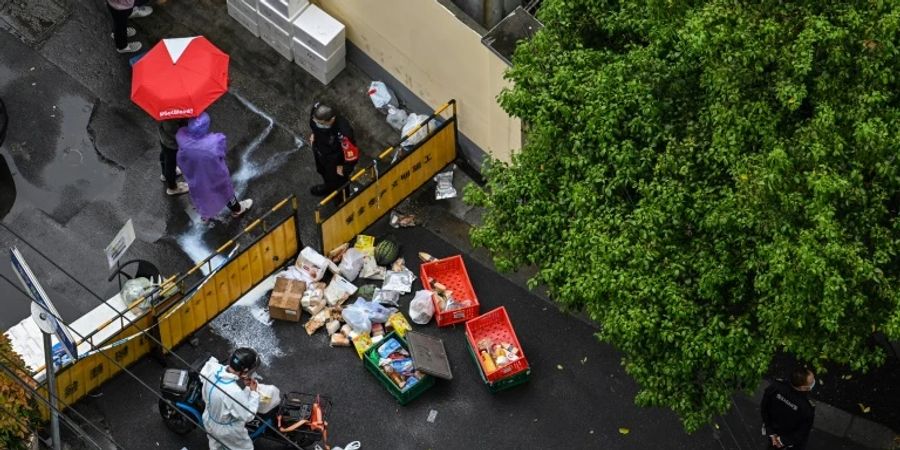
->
[[107, 4, 131, 50], [227, 197, 253, 217], [160, 144, 178, 189]]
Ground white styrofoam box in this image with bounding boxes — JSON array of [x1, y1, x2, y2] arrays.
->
[[258, 14, 292, 60], [258, 0, 308, 30], [228, 0, 255, 17], [291, 37, 345, 74], [268, 0, 309, 18], [241, 0, 259, 12], [294, 48, 345, 85], [292, 4, 346, 59], [227, 1, 259, 37]]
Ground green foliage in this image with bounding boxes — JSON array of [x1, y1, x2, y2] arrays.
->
[[0, 333, 39, 448], [467, 0, 900, 432]]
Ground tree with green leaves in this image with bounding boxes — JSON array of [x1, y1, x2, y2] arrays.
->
[[0, 333, 39, 449], [466, 0, 900, 432]]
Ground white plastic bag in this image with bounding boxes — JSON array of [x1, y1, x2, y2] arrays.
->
[[342, 307, 372, 333], [409, 290, 435, 325], [295, 247, 330, 282], [386, 105, 408, 131], [256, 384, 282, 414], [338, 248, 365, 281], [325, 274, 358, 306], [367, 81, 398, 112], [401, 114, 430, 149], [350, 298, 396, 324]]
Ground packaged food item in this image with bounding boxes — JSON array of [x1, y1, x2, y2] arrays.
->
[[354, 235, 376, 257], [301, 282, 327, 315], [386, 311, 412, 337], [295, 247, 330, 282], [383, 269, 415, 293], [372, 288, 401, 306], [479, 349, 497, 373], [325, 274, 358, 306], [352, 332, 373, 359], [340, 324, 353, 336], [359, 255, 386, 280], [377, 338, 402, 358], [338, 248, 366, 281], [409, 290, 435, 325], [325, 320, 341, 335], [418, 252, 437, 263], [304, 307, 330, 335], [327, 242, 350, 262], [330, 333, 351, 347]]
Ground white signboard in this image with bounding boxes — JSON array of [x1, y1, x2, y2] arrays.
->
[[10, 247, 78, 361], [105, 219, 136, 269]]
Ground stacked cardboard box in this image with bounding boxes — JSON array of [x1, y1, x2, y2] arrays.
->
[[225, 0, 347, 85]]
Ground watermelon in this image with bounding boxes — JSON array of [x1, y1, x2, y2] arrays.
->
[[374, 239, 400, 265]]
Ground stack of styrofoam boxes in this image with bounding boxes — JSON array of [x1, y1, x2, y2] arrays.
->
[[257, 0, 310, 60], [226, 0, 260, 37], [291, 4, 346, 85]]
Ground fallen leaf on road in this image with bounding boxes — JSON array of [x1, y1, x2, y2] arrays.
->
[[618, 427, 630, 435], [858, 403, 871, 414], [581, 357, 588, 364], [841, 374, 852, 380], [557, 364, 564, 370], [714, 423, 720, 429]]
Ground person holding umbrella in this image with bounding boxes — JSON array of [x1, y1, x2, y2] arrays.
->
[[176, 113, 252, 221]]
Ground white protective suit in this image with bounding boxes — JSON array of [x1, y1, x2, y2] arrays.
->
[[200, 357, 260, 450]]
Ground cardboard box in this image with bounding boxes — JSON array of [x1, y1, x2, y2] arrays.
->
[[258, 0, 308, 30], [269, 277, 305, 322], [227, 0, 259, 37], [292, 4, 345, 59], [258, 13, 293, 60], [291, 37, 345, 74]]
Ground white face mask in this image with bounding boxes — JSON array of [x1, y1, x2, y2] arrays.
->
[[314, 120, 331, 129]]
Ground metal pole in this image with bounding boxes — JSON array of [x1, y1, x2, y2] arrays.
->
[[42, 332, 61, 450]]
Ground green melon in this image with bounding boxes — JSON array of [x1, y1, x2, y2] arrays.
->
[[374, 239, 400, 266]]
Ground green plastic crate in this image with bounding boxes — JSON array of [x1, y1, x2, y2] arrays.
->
[[465, 341, 531, 394], [363, 332, 436, 405]]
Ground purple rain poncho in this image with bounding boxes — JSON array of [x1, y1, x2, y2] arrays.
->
[[176, 113, 236, 219]]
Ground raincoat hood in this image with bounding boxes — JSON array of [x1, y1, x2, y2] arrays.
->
[[186, 112, 211, 137]]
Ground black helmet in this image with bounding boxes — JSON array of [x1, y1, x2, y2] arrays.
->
[[228, 348, 259, 373]]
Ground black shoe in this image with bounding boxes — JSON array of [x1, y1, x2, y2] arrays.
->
[[309, 184, 330, 196]]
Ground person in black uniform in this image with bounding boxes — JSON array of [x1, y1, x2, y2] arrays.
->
[[308, 103, 358, 196], [760, 367, 816, 449]]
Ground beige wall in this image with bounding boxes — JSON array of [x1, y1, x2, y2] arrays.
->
[[316, 0, 521, 162]]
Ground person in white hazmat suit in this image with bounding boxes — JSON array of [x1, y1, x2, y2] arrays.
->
[[200, 347, 261, 450]]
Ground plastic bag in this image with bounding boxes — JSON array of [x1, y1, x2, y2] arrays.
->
[[367, 81, 398, 112], [386, 105, 408, 131], [295, 247, 330, 282], [338, 248, 365, 281], [434, 169, 457, 200], [325, 274, 358, 306], [354, 235, 375, 257], [359, 255, 386, 280], [372, 288, 401, 307], [351, 298, 396, 323], [342, 307, 372, 333], [256, 383, 282, 414], [401, 114, 430, 149], [409, 290, 435, 325], [383, 269, 415, 294]]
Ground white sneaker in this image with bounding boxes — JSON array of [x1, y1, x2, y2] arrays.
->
[[231, 199, 253, 217], [110, 27, 136, 39], [129, 6, 153, 18], [166, 182, 189, 196], [159, 167, 183, 182], [116, 42, 142, 54]]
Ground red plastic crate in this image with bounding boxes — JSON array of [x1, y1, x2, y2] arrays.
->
[[465, 307, 529, 382], [420, 255, 481, 327]]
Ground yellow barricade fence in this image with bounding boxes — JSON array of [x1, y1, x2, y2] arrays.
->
[[315, 99, 458, 253], [34, 196, 301, 419]]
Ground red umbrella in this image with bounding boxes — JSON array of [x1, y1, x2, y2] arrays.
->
[[131, 36, 229, 120]]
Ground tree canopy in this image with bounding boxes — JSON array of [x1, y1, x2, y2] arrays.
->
[[466, 0, 900, 431]]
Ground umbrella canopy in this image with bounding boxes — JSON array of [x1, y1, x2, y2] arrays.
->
[[131, 36, 229, 120]]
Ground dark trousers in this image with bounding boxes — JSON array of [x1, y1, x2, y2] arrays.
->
[[107, 4, 132, 50], [159, 143, 178, 189]]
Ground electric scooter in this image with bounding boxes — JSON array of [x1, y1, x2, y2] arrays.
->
[[158, 358, 331, 449]]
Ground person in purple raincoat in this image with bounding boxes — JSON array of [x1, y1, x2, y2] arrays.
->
[[176, 113, 252, 221]]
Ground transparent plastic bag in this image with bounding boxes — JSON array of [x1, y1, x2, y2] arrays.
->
[[386, 105, 408, 131], [409, 290, 435, 325], [342, 307, 372, 333], [367, 81, 398, 112], [338, 248, 365, 281]]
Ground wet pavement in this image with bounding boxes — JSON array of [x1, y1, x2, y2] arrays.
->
[[0, 1, 886, 449]]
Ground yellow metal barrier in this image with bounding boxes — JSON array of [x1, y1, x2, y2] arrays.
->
[[36, 196, 300, 419], [316, 100, 458, 253]]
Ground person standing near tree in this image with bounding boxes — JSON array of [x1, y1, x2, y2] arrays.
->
[[176, 113, 252, 221], [760, 367, 817, 449], [308, 102, 359, 197], [106, 0, 153, 54]]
